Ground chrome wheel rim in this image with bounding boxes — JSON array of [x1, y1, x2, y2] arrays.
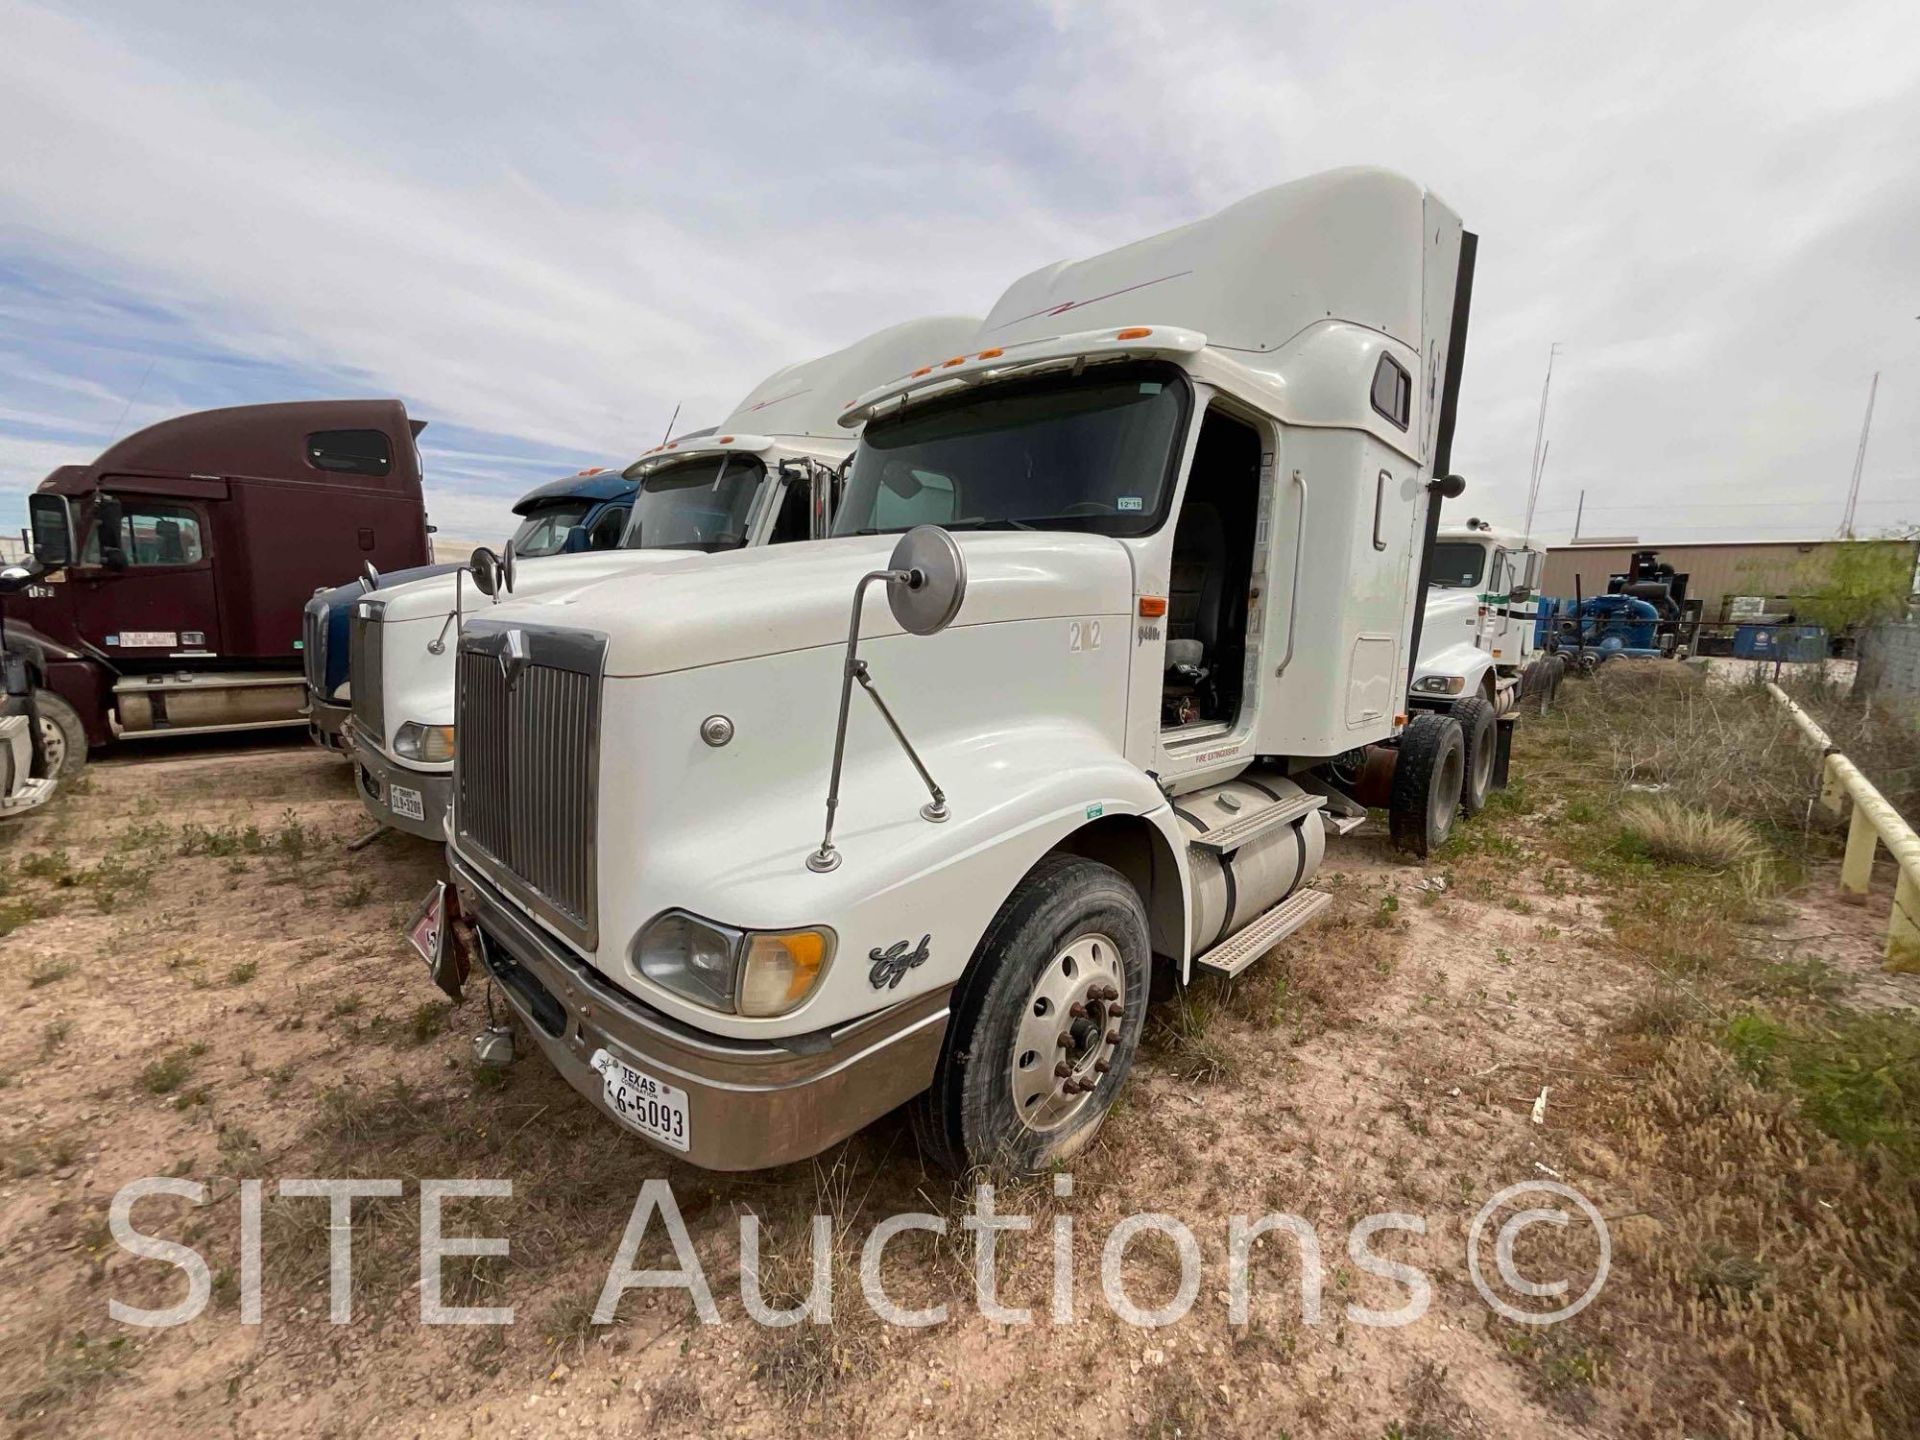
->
[[1010, 931, 1124, 1134], [37, 714, 66, 774]]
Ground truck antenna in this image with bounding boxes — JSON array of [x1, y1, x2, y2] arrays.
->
[[107, 361, 157, 444], [660, 402, 682, 447], [1521, 343, 1560, 544]]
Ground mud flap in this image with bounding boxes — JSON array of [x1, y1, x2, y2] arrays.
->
[[1492, 714, 1516, 790], [406, 880, 475, 1002]]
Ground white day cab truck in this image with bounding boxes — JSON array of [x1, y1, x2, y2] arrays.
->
[[345, 317, 977, 839], [418, 169, 1479, 1176], [1408, 520, 1561, 814]]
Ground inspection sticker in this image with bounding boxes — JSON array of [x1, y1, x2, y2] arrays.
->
[[114, 631, 178, 647]]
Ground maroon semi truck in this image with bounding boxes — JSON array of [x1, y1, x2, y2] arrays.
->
[[13, 400, 432, 772]]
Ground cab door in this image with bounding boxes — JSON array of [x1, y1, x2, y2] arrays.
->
[[69, 493, 223, 660]]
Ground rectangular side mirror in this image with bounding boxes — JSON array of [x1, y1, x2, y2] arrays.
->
[[1509, 586, 1532, 603], [809, 463, 836, 540], [27, 494, 74, 567], [96, 494, 129, 570]]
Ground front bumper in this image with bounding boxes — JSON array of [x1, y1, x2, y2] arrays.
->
[[350, 731, 452, 841], [448, 850, 951, 1171], [307, 695, 351, 753]]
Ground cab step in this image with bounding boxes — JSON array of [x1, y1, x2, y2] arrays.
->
[[1187, 793, 1325, 854], [1192, 888, 1334, 978]]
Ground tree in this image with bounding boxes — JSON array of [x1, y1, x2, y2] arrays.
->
[[1793, 535, 1919, 635]]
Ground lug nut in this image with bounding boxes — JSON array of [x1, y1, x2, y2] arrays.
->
[[1107, 1006, 1124, 1021], [1095, 1059, 1111, 1074], [1054, 1061, 1073, 1078], [1069, 1002, 1088, 1018], [1105, 1029, 1121, 1044], [1056, 1033, 1071, 1048]]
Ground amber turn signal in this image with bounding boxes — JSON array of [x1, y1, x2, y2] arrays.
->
[[1138, 596, 1168, 618]]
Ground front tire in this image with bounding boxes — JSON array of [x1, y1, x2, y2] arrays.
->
[[33, 690, 87, 776], [914, 854, 1149, 1177], [1451, 696, 1497, 816], [1389, 712, 1465, 857]]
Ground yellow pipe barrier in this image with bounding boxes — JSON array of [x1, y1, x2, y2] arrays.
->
[[1768, 682, 1920, 972]]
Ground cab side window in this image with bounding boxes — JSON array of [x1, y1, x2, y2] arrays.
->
[[586, 503, 629, 550], [82, 502, 206, 566], [769, 476, 813, 545]]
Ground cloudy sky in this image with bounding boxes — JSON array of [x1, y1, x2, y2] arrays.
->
[[3, 0, 1917, 546]]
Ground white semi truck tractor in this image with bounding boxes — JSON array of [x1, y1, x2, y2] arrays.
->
[[1410, 520, 1560, 813], [344, 316, 977, 840], [428, 169, 1477, 1175]]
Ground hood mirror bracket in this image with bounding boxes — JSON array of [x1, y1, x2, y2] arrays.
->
[[807, 526, 967, 874]]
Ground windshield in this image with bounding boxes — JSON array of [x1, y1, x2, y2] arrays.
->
[[833, 362, 1190, 538], [1429, 541, 1489, 589], [510, 500, 593, 557], [621, 453, 767, 551]]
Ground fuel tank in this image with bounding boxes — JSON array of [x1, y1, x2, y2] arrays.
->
[[1172, 767, 1327, 953]]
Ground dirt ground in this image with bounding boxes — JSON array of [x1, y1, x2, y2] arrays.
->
[[0, 719, 1913, 1439]]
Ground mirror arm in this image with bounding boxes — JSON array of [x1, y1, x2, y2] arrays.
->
[[853, 661, 948, 821], [807, 566, 935, 874]]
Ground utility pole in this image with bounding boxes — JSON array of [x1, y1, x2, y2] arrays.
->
[[1522, 343, 1561, 543], [1571, 487, 1585, 544], [1840, 372, 1878, 539]]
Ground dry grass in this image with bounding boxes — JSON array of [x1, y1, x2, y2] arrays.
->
[[1506, 660, 1920, 1439], [1617, 795, 1764, 874]]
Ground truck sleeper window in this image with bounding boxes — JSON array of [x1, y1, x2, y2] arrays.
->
[[82, 502, 205, 567], [835, 362, 1190, 538]]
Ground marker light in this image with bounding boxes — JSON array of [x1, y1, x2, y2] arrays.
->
[[977, 347, 1004, 360], [940, 355, 966, 368], [1138, 596, 1168, 618], [1115, 327, 1153, 340]]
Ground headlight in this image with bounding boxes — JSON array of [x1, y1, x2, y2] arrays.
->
[[634, 912, 834, 1016], [1412, 675, 1466, 695], [393, 722, 455, 762]]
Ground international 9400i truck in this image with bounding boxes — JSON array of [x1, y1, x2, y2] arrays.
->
[[344, 318, 977, 841], [16, 400, 432, 772], [302, 466, 646, 754], [425, 169, 1476, 1175]]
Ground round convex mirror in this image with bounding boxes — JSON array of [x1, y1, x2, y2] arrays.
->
[[468, 547, 501, 598], [499, 540, 518, 595], [886, 525, 967, 636], [361, 559, 382, 592]]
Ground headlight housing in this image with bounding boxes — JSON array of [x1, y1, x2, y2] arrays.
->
[[634, 911, 834, 1017], [1411, 675, 1466, 696], [393, 722, 456, 763]]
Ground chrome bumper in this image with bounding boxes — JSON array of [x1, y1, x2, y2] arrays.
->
[[350, 731, 451, 841], [308, 695, 351, 753], [448, 850, 951, 1171]]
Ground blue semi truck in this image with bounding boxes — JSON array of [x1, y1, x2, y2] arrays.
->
[[301, 466, 638, 752]]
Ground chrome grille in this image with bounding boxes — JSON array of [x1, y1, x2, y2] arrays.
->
[[301, 597, 329, 696], [454, 623, 604, 949], [349, 601, 385, 744]]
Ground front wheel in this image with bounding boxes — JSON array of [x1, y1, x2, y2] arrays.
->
[[914, 854, 1149, 1177], [33, 690, 88, 776]]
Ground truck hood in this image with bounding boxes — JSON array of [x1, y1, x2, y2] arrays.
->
[[471, 532, 1137, 678], [1416, 586, 1483, 663], [371, 549, 706, 625]]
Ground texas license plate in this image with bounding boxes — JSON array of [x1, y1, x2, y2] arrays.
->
[[389, 784, 425, 822], [590, 1051, 690, 1151], [406, 882, 447, 968]]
